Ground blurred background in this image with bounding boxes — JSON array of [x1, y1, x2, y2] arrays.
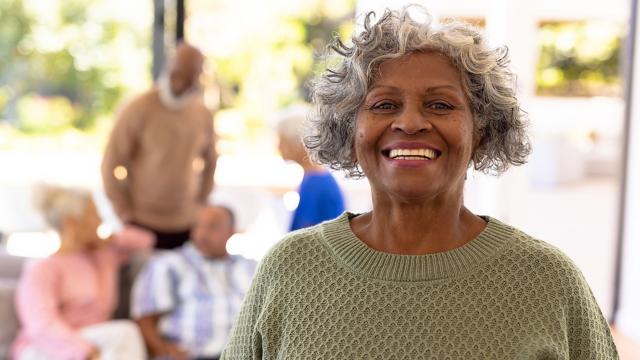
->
[[1, 0, 640, 357]]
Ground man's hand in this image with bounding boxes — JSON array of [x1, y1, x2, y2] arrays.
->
[[153, 342, 189, 360], [87, 346, 101, 360]]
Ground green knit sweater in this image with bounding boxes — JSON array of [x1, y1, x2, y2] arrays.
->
[[222, 213, 618, 359]]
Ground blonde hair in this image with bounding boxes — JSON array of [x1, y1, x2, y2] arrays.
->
[[32, 184, 92, 232]]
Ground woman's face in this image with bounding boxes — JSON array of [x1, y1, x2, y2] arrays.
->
[[191, 206, 234, 258], [65, 199, 103, 250], [277, 132, 297, 162], [354, 51, 476, 202]]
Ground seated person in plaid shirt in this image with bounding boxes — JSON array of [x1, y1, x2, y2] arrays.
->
[[131, 205, 256, 360]]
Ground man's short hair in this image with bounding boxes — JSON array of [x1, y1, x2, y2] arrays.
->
[[209, 204, 235, 230]]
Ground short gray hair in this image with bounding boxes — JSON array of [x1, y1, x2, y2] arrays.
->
[[273, 104, 311, 144], [305, 6, 531, 178], [33, 184, 91, 232]]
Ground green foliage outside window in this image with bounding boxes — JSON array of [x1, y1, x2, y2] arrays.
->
[[187, 0, 355, 154], [0, 0, 355, 155], [536, 21, 622, 97], [0, 0, 151, 136]]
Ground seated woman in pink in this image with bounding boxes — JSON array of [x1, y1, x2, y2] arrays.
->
[[12, 185, 154, 360]]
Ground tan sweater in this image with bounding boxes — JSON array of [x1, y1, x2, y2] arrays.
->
[[101, 88, 216, 231]]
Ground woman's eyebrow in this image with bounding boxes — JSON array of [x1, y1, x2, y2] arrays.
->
[[425, 85, 460, 92], [424, 85, 467, 99], [368, 84, 462, 92], [366, 84, 466, 102]]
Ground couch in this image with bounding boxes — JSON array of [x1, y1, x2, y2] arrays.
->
[[0, 248, 147, 359], [0, 251, 26, 360]]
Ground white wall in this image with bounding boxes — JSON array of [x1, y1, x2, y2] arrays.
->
[[616, 0, 640, 341]]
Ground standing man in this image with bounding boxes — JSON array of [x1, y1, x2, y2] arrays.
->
[[131, 205, 256, 360], [102, 42, 217, 249]]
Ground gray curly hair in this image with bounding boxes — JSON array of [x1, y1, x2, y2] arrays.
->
[[305, 6, 531, 178]]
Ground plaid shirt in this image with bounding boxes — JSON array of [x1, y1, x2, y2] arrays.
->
[[131, 243, 256, 357]]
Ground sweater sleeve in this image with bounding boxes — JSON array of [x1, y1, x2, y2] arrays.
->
[[101, 98, 144, 223], [15, 261, 94, 360], [198, 109, 217, 203], [110, 225, 156, 263], [221, 259, 269, 359], [565, 264, 619, 358]]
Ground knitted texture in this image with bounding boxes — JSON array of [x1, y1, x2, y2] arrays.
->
[[222, 213, 619, 359]]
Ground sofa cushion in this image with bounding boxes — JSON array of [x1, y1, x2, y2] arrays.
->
[[0, 279, 19, 359], [0, 253, 26, 279]]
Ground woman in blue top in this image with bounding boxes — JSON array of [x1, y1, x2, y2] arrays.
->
[[275, 105, 346, 231]]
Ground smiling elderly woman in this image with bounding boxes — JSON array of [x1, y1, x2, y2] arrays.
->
[[221, 7, 618, 359]]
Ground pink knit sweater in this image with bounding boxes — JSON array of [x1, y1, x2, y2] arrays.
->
[[12, 226, 154, 360]]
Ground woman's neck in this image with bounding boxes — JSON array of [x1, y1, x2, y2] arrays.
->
[[350, 192, 486, 255], [297, 155, 325, 173], [56, 232, 85, 255]]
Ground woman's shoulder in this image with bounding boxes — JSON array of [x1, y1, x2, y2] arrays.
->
[[24, 252, 81, 269], [265, 224, 326, 259], [19, 255, 69, 284], [22, 257, 55, 273], [257, 216, 343, 274], [492, 218, 591, 291], [503, 224, 577, 267]]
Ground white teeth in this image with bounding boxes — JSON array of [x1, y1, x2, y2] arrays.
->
[[389, 148, 437, 160]]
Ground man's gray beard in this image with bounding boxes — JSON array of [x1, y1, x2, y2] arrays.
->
[[158, 74, 195, 110]]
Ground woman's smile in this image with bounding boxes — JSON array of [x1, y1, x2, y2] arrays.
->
[[381, 142, 442, 168]]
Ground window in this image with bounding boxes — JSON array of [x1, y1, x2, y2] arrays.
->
[[536, 20, 622, 97]]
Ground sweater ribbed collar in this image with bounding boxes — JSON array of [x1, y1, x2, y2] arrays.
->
[[321, 212, 514, 282]]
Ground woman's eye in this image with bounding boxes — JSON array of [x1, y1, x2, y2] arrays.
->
[[371, 101, 397, 110], [428, 102, 453, 110]]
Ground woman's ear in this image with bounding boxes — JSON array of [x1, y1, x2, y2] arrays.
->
[[469, 126, 484, 170], [472, 125, 484, 152], [350, 138, 358, 163]]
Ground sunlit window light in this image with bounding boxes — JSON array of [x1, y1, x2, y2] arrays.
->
[[226, 233, 246, 256], [192, 157, 205, 172], [283, 191, 300, 211], [97, 223, 113, 240], [5, 231, 61, 258], [225, 231, 279, 261], [113, 166, 128, 180]]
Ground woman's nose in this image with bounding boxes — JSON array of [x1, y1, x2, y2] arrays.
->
[[391, 107, 433, 134]]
